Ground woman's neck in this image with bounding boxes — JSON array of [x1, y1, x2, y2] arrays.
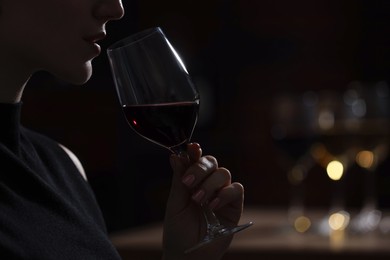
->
[[0, 76, 29, 104], [0, 61, 32, 104]]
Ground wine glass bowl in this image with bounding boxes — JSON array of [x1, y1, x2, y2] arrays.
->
[[107, 27, 252, 253], [107, 27, 199, 154], [121, 100, 200, 154]]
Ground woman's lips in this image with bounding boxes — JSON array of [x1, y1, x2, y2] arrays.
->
[[84, 32, 106, 56], [84, 32, 106, 43]]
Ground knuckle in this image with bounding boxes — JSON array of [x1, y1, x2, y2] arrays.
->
[[203, 155, 218, 167], [218, 167, 231, 180], [197, 156, 217, 173]]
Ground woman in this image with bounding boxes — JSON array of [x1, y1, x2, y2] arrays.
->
[[0, 0, 245, 259]]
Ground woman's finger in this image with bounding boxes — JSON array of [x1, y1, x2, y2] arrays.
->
[[181, 155, 218, 188], [190, 167, 231, 204], [209, 182, 244, 211], [187, 143, 202, 164]]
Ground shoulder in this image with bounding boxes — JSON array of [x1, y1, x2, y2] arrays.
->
[[21, 127, 87, 181], [57, 143, 87, 181]]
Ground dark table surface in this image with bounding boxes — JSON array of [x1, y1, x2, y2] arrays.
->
[[110, 208, 390, 259]]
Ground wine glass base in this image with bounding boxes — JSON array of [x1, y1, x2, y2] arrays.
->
[[185, 222, 253, 254]]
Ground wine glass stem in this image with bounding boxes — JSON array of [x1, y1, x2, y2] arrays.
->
[[201, 203, 223, 239]]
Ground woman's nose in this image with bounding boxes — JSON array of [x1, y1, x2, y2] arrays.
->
[[93, 0, 125, 23]]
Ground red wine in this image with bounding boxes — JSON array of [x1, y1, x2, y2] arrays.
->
[[123, 100, 199, 151]]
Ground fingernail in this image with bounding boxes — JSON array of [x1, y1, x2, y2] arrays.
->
[[182, 175, 195, 187], [192, 190, 205, 203], [208, 198, 220, 210]]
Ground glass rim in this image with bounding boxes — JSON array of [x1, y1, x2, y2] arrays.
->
[[107, 27, 163, 52]]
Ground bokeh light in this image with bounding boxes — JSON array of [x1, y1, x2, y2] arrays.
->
[[318, 110, 334, 130], [328, 211, 350, 231], [356, 150, 375, 169], [326, 160, 344, 181], [288, 165, 306, 185], [294, 216, 311, 233]]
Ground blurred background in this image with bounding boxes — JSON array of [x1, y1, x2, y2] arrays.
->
[[21, 0, 389, 234]]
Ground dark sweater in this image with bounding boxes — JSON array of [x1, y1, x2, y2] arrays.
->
[[0, 103, 121, 259]]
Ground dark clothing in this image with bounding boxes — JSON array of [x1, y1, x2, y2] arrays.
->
[[0, 103, 121, 259]]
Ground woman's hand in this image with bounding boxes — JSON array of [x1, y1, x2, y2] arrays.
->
[[162, 143, 244, 260]]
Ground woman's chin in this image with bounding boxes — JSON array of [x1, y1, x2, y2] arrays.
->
[[53, 63, 93, 85]]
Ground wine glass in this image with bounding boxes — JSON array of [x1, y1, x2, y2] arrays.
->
[[345, 82, 390, 234], [270, 92, 318, 232], [310, 90, 355, 236], [106, 27, 252, 253]]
